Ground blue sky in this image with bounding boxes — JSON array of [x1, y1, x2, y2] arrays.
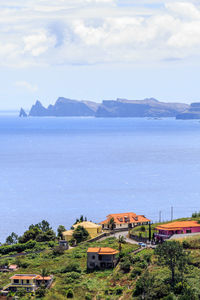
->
[[1, 0, 200, 109]]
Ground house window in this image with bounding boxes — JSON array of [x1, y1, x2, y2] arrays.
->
[[14, 279, 19, 284], [92, 255, 95, 259], [120, 224, 122, 227], [27, 280, 30, 284], [186, 229, 191, 234]]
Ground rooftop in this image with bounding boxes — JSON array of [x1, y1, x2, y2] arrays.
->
[[87, 247, 119, 255], [156, 221, 200, 231], [10, 274, 52, 280], [73, 221, 101, 229], [100, 212, 150, 224]]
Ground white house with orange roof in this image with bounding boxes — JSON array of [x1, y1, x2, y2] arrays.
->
[[100, 212, 150, 230], [1, 274, 53, 294], [87, 247, 119, 269]]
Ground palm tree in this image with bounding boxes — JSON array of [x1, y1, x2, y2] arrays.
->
[[118, 235, 125, 252], [41, 268, 48, 286], [108, 217, 115, 230]]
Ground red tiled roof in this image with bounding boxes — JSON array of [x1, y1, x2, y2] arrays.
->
[[10, 274, 52, 281], [36, 275, 52, 281], [100, 212, 150, 225], [156, 221, 200, 231], [87, 247, 119, 255], [10, 275, 37, 280]]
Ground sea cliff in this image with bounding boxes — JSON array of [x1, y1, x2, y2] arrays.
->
[[21, 97, 189, 118]]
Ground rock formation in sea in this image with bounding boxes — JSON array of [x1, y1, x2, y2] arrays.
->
[[27, 97, 189, 118], [29, 98, 99, 117], [19, 108, 28, 117], [176, 103, 200, 119]]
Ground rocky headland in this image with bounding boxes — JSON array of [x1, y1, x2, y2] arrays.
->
[[176, 103, 200, 119], [20, 97, 189, 118]]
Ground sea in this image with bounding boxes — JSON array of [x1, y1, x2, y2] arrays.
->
[[0, 114, 200, 242]]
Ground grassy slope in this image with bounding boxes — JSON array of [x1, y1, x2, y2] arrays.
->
[[0, 238, 139, 299], [2, 218, 200, 299]]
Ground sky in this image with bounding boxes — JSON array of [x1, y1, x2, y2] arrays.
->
[[1, 0, 200, 109]]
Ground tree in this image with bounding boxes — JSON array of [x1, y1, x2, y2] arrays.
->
[[19, 221, 56, 243], [155, 241, 188, 287], [108, 217, 115, 230], [57, 225, 66, 239], [6, 232, 18, 245], [118, 235, 125, 252], [41, 267, 48, 284], [133, 270, 155, 299], [72, 226, 89, 244], [16, 288, 27, 297], [35, 286, 46, 298]]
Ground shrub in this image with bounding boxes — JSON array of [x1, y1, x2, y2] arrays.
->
[[66, 288, 74, 298], [143, 253, 152, 263], [130, 254, 140, 264], [115, 287, 123, 295], [85, 292, 92, 300], [0, 240, 36, 255], [131, 267, 142, 278], [141, 226, 146, 232], [64, 272, 81, 283], [61, 262, 81, 273], [163, 293, 177, 300], [52, 246, 65, 256], [137, 261, 148, 269], [48, 241, 55, 248], [120, 258, 131, 273], [182, 240, 190, 249], [35, 287, 46, 298]]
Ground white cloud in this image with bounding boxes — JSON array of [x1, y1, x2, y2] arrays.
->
[[1, 0, 200, 67], [23, 30, 56, 56], [14, 81, 38, 92]]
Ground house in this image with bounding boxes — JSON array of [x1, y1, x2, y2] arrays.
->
[[8, 265, 18, 272], [1, 274, 53, 294], [59, 240, 69, 250], [62, 221, 102, 241], [87, 247, 119, 269], [155, 220, 200, 242], [100, 212, 150, 230], [62, 229, 74, 242]]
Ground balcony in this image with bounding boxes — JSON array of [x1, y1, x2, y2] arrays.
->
[[154, 233, 172, 239]]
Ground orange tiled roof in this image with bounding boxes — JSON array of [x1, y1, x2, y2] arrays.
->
[[10, 274, 37, 280], [100, 212, 150, 224], [36, 275, 52, 281], [10, 274, 52, 280], [87, 247, 119, 255], [156, 221, 200, 231]]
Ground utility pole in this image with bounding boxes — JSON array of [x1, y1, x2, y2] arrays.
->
[[171, 206, 173, 221], [149, 222, 152, 242], [159, 211, 162, 223]]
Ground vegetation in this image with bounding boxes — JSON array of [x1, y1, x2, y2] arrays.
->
[[155, 241, 189, 287], [72, 225, 90, 244], [57, 225, 66, 239], [2, 218, 200, 299], [18, 220, 56, 243]]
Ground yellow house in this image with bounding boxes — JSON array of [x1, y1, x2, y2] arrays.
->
[[62, 221, 102, 241], [2, 274, 53, 293], [62, 229, 74, 242]]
